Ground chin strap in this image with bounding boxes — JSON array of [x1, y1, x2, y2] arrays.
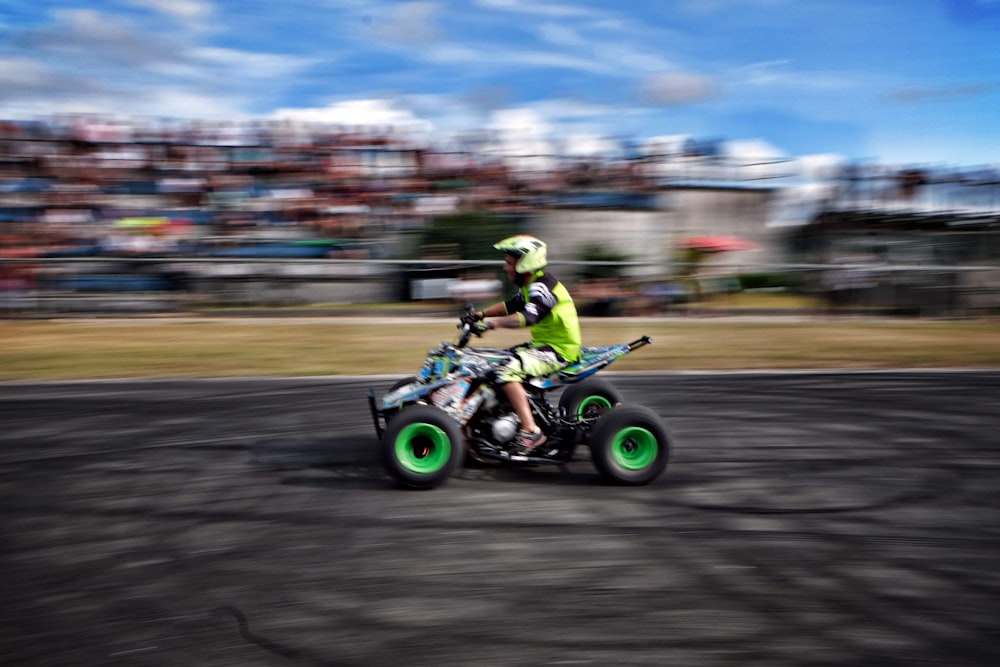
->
[[514, 269, 543, 287]]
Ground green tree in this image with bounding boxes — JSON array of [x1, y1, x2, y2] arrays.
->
[[577, 242, 631, 280], [419, 211, 519, 260]]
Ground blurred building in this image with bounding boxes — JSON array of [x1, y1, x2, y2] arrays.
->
[[786, 165, 1000, 314]]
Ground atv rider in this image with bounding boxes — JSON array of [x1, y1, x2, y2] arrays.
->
[[464, 235, 582, 455]]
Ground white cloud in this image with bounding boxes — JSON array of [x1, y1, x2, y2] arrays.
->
[[733, 60, 853, 91], [424, 44, 482, 63], [0, 83, 248, 121], [536, 23, 586, 47], [484, 98, 622, 153], [271, 99, 433, 132], [4, 5, 325, 122], [529, 98, 615, 120], [738, 60, 793, 86], [639, 71, 720, 105], [885, 82, 1000, 103], [191, 47, 319, 79], [430, 28, 668, 79], [125, 0, 214, 25], [485, 107, 558, 169], [475, 0, 599, 18], [0, 56, 111, 112], [722, 138, 787, 161], [140, 88, 250, 119], [594, 44, 676, 73], [489, 108, 550, 138], [505, 50, 617, 75], [25, 9, 178, 66], [401, 92, 497, 136], [51, 8, 137, 41], [375, 1, 441, 47], [0, 57, 56, 89]]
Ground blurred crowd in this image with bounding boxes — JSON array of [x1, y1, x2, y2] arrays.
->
[[3, 114, 997, 260], [0, 114, 661, 263]]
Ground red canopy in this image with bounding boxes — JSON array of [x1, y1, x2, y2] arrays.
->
[[676, 235, 759, 252]]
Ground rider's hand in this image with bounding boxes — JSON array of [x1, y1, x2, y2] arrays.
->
[[471, 320, 493, 336], [461, 310, 485, 326]]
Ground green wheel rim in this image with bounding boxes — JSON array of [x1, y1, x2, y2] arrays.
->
[[610, 426, 658, 471], [577, 395, 613, 418], [394, 422, 452, 474]]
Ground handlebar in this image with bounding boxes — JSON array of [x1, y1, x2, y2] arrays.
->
[[456, 303, 477, 348], [457, 322, 473, 348], [628, 335, 652, 350]]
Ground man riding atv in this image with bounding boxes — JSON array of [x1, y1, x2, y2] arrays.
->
[[463, 235, 581, 455]]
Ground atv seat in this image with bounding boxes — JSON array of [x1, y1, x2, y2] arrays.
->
[[541, 344, 631, 386]]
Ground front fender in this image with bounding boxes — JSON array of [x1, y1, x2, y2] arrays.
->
[[381, 379, 433, 410]]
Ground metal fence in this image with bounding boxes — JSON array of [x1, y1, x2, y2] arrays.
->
[[1, 256, 998, 318]]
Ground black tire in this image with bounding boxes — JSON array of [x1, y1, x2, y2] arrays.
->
[[559, 378, 624, 421], [590, 405, 670, 486], [381, 404, 464, 490]]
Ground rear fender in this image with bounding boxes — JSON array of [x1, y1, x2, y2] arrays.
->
[[529, 343, 634, 390]]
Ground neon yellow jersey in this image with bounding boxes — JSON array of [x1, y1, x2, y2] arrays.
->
[[502, 270, 581, 362]]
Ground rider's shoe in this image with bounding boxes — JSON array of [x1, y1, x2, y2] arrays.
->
[[511, 428, 547, 456]]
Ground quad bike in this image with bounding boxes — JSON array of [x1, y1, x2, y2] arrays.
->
[[368, 307, 671, 490]]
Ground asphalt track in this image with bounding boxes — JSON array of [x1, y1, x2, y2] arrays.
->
[[1, 371, 999, 666]]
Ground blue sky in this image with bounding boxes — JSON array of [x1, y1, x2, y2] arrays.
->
[[1, 0, 998, 167]]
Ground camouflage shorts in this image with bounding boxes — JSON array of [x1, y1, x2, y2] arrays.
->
[[495, 345, 565, 384]]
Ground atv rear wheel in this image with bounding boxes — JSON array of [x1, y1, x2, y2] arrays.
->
[[381, 404, 464, 490], [589, 405, 670, 486], [559, 378, 624, 421]]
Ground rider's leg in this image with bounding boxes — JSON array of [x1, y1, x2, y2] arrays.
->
[[501, 381, 537, 432], [496, 347, 565, 451], [503, 380, 546, 452]]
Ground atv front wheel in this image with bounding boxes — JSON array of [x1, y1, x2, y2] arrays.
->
[[589, 405, 670, 486], [381, 404, 464, 490]]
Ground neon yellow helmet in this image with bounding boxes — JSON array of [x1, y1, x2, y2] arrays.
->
[[494, 235, 547, 273]]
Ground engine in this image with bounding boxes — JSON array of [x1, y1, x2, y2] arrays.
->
[[491, 413, 520, 443]]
